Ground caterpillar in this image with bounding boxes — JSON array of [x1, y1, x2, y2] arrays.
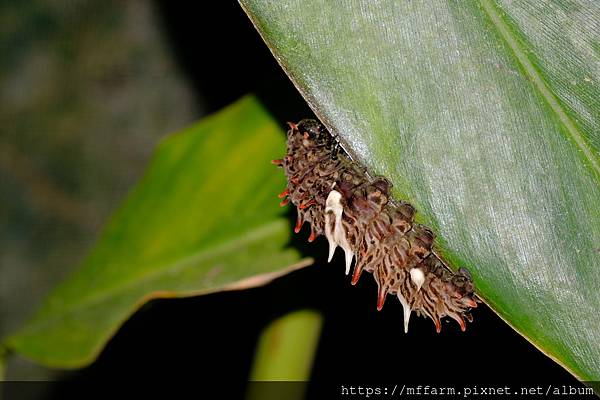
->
[[272, 119, 478, 333]]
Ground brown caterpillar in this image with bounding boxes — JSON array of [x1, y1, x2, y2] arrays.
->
[[273, 119, 478, 333]]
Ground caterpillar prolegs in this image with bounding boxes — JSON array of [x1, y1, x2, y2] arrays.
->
[[273, 119, 478, 333]]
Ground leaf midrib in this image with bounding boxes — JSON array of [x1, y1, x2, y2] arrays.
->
[[480, 0, 600, 177], [10, 219, 288, 335]]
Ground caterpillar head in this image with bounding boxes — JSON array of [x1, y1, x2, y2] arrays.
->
[[296, 119, 332, 148]]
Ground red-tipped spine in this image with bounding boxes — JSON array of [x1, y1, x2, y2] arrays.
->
[[376, 284, 388, 311], [351, 264, 364, 285], [294, 215, 304, 234], [299, 199, 316, 210]]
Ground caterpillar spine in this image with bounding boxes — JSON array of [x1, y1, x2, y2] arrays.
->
[[273, 119, 478, 333]]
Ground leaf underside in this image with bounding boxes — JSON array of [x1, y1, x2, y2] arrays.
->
[[240, 0, 600, 380]]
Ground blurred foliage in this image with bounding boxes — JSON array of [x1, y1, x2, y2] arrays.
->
[[0, 0, 197, 378], [5, 96, 310, 368], [249, 310, 323, 382]]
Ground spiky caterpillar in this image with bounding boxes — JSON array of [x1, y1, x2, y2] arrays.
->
[[273, 119, 478, 333]]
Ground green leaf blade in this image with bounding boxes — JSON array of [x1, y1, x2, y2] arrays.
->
[[5, 96, 310, 368], [240, 0, 600, 379], [492, 0, 600, 154]]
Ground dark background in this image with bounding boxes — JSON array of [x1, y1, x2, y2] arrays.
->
[[1, 1, 583, 398]]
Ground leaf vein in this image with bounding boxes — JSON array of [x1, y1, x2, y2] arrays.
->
[[480, 0, 600, 176]]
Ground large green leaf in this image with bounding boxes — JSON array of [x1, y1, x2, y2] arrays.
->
[[239, 0, 600, 380], [4, 96, 310, 368]]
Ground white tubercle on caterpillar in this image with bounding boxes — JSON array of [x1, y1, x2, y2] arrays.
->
[[410, 267, 425, 291], [397, 292, 412, 333], [325, 190, 354, 275]]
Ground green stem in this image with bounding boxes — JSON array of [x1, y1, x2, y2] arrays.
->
[[246, 310, 323, 400]]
